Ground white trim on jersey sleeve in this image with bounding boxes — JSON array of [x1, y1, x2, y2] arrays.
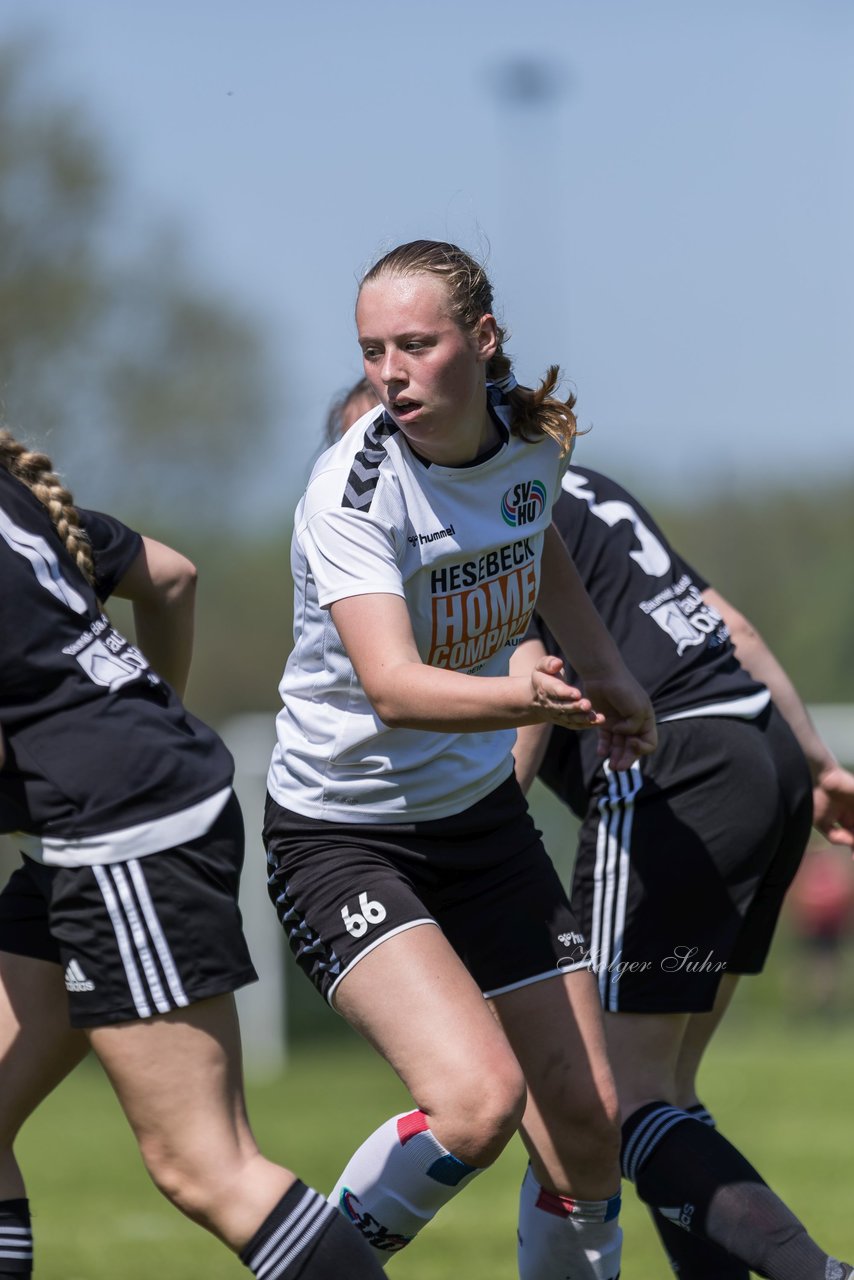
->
[[301, 505, 405, 608]]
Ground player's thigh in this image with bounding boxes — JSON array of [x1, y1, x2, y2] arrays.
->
[[87, 993, 256, 1165], [265, 797, 526, 1104], [490, 967, 615, 1117], [490, 968, 621, 1191], [334, 922, 524, 1124], [0, 860, 90, 1136], [0, 950, 89, 1139]]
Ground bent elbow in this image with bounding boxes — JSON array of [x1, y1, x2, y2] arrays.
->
[[369, 696, 408, 729], [166, 556, 198, 604]]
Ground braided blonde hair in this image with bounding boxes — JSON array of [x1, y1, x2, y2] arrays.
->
[[0, 429, 95, 585], [360, 240, 578, 455]]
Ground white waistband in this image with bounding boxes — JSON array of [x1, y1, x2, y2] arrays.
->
[[15, 786, 233, 868], [659, 688, 771, 724]]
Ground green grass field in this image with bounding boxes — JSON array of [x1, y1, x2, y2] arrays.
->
[[15, 1016, 854, 1278]]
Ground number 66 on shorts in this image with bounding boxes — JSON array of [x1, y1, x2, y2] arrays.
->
[[342, 892, 388, 938]]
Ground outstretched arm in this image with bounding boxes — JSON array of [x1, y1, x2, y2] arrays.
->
[[705, 587, 854, 848], [112, 537, 197, 699]]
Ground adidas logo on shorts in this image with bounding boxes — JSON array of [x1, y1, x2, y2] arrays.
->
[[64, 959, 95, 993]]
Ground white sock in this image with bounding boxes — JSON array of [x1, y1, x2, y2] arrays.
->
[[518, 1164, 623, 1280], [328, 1110, 481, 1264]]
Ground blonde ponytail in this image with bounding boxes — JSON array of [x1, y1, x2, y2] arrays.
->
[[0, 429, 95, 585]]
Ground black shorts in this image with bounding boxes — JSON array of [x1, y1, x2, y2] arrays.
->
[[571, 704, 812, 1014], [0, 793, 258, 1027], [264, 775, 589, 1005]]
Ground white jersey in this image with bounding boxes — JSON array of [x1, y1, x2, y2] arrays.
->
[[268, 388, 570, 822]]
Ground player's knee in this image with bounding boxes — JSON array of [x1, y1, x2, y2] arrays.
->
[[579, 1109, 622, 1178], [137, 1139, 215, 1226], [437, 1056, 527, 1167], [553, 1103, 622, 1186]]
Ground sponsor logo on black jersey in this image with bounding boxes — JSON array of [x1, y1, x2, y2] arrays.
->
[[63, 614, 154, 691], [501, 479, 547, 527]]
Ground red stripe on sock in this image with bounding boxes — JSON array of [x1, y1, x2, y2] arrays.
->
[[536, 1187, 579, 1219], [397, 1110, 430, 1145]]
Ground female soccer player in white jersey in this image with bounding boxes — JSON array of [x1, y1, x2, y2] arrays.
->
[[0, 430, 386, 1280], [511, 468, 854, 1280], [265, 239, 657, 1279]]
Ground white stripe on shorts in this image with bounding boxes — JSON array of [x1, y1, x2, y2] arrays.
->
[[127, 859, 189, 1008], [592, 761, 643, 1011], [93, 864, 151, 1018], [93, 861, 187, 1019], [110, 863, 171, 1014]]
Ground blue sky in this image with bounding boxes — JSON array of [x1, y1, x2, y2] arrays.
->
[[5, 0, 853, 509]]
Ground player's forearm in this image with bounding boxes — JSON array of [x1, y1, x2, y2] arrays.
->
[[370, 665, 551, 732], [116, 537, 197, 699], [536, 524, 626, 681], [132, 592, 195, 699], [742, 647, 835, 783], [706, 588, 837, 783]]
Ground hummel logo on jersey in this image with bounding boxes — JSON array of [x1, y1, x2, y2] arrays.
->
[[407, 523, 455, 547], [558, 931, 585, 947], [64, 959, 95, 993]]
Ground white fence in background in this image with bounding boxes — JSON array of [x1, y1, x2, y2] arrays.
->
[[220, 715, 288, 1081]]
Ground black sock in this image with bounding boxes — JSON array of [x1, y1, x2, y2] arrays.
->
[[648, 1107, 749, 1279], [240, 1180, 385, 1278], [622, 1101, 840, 1280], [0, 1199, 32, 1278]]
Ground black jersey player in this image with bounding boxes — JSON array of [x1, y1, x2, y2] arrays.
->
[[0, 429, 385, 1280], [511, 465, 854, 1280]]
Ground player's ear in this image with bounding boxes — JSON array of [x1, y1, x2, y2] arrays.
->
[[475, 314, 499, 363]]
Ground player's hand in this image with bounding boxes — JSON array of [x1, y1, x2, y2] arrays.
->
[[530, 655, 605, 731], [813, 763, 854, 850], [582, 670, 658, 772]]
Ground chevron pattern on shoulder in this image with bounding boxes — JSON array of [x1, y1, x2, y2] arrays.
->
[[342, 414, 398, 511]]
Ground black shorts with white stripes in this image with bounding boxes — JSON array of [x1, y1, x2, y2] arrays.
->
[[0, 793, 257, 1026], [572, 704, 812, 1014], [264, 773, 590, 1006]]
